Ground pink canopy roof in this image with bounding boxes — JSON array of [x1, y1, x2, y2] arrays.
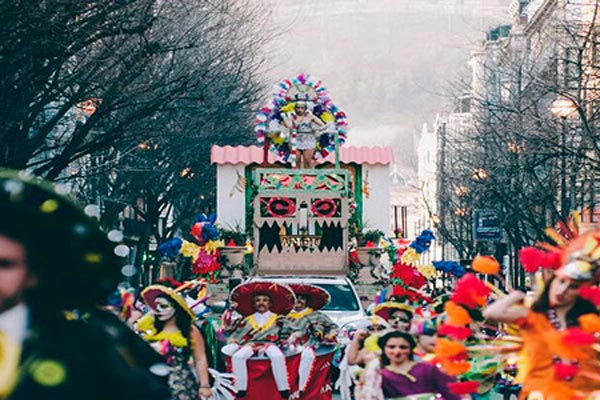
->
[[211, 145, 393, 166]]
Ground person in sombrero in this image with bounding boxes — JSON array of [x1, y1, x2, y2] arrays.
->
[[221, 281, 295, 399], [0, 169, 169, 400], [372, 302, 414, 333], [286, 283, 338, 395], [138, 283, 213, 400]]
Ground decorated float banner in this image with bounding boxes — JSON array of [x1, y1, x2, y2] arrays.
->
[[224, 349, 334, 400], [255, 73, 348, 164]]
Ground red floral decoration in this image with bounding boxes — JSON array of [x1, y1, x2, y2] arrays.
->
[[450, 273, 491, 309]]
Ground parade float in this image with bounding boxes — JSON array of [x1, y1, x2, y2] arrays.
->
[[153, 74, 533, 400], [213, 74, 392, 280]]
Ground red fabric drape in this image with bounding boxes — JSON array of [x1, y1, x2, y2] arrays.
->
[[225, 351, 333, 400]]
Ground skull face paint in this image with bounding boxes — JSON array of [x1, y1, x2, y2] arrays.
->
[[154, 297, 176, 321]]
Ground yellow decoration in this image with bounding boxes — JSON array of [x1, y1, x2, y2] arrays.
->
[[401, 248, 420, 266], [30, 359, 67, 387], [135, 314, 157, 335], [204, 240, 224, 255], [583, 237, 599, 253], [0, 332, 21, 397], [272, 135, 285, 146], [364, 334, 381, 353], [83, 253, 102, 263], [320, 112, 335, 123], [143, 330, 188, 348], [289, 308, 313, 319], [181, 240, 201, 261], [417, 264, 437, 279], [40, 199, 59, 213], [280, 103, 295, 113], [574, 260, 592, 273], [248, 313, 278, 332], [245, 241, 254, 255]]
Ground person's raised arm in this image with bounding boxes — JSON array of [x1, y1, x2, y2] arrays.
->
[[347, 329, 368, 365], [190, 325, 212, 399], [482, 290, 529, 323]]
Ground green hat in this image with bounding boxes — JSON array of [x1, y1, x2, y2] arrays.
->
[[0, 169, 123, 313]]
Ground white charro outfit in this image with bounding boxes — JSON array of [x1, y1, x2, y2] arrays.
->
[[221, 310, 290, 392]]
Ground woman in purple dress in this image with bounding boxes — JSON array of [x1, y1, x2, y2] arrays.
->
[[356, 331, 460, 400]]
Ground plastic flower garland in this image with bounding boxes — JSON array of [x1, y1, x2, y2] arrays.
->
[[254, 73, 348, 164]]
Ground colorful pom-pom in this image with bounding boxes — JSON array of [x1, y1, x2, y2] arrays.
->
[[439, 359, 471, 375], [472, 255, 500, 275], [450, 274, 491, 309], [579, 286, 600, 306], [579, 313, 600, 333], [438, 323, 472, 340], [562, 328, 597, 346], [554, 362, 579, 381], [444, 301, 473, 326], [448, 381, 479, 395], [434, 338, 467, 359]]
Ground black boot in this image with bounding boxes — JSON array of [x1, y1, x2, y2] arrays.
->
[[279, 389, 290, 399], [237, 390, 247, 398]]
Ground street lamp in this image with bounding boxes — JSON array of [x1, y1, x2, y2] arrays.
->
[[550, 98, 577, 217]]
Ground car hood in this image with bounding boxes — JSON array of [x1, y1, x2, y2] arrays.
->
[[321, 310, 366, 328]]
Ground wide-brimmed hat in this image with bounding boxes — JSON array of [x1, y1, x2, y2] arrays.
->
[[288, 283, 330, 311], [141, 285, 195, 320], [230, 281, 295, 316], [0, 169, 122, 312], [373, 302, 414, 322]]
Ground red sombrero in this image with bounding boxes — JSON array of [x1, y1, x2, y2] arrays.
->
[[288, 283, 330, 311], [373, 302, 414, 321], [230, 281, 295, 316], [141, 285, 196, 319]]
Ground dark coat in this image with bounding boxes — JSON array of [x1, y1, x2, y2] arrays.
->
[[8, 314, 170, 400]]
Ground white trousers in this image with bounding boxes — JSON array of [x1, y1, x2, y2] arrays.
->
[[222, 343, 289, 391], [298, 347, 316, 392]]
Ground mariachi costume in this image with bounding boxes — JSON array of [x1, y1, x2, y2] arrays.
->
[[221, 281, 295, 397], [286, 284, 338, 393], [0, 169, 169, 400]]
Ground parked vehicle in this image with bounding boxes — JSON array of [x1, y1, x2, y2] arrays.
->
[[248, 275, 365, 327]]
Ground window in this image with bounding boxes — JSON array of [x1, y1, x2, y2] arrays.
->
[[314, 283, 360, 311]]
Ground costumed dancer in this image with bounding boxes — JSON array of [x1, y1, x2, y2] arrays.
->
[[138, 284, 214, 400], [286, 284, 338, 395], [413, 318, 439, 363], [356, 331, 460, 400], [283, 98, 325, 169], [221, 281, 295, 399], [483, 228, 600, 399], [347, 316, 390, 366], [0, 169, 169, 400]]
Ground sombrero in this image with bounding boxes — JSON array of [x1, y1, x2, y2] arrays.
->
[[141, 285, 195, 320], [0, 169, 122, 312], [373, 302, 414, 322], [288, 283, 330, 311], [230, 281, 295, 316]]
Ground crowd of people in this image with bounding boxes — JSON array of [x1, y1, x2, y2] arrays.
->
[[1, 168, 600, 400]]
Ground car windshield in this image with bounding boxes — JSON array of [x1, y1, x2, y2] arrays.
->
[[313, 283, 360, 311]]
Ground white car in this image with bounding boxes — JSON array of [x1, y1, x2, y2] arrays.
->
[[248, 275, 366, 327]]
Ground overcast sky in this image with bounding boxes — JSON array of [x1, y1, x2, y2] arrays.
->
[[261, 0, 513, 171]]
